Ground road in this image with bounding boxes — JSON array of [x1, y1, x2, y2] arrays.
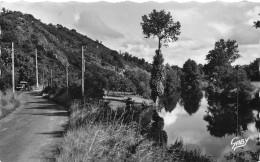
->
[[0, 91, 69, 162]]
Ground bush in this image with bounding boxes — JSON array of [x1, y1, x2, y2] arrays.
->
[[124, 68, 151, 98]]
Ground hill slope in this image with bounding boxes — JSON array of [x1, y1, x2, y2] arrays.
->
[[0, 9, 151, 89]]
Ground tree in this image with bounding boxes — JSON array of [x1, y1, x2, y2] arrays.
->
[[1, 8, 6, 14], [124, 68, 151, 98], [141, 9, 180, 106], [140, 9, 181, 50], [204, 39, 255, 99], [164, 63, 180, 95], [204, 39, 240, 76], [182, 59, 201, 89], [243, 59, 260, 81], [253, 13, 260, 28], [150, 50, 166, 105]]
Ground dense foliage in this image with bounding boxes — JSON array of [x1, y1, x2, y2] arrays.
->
[[150, 50, 166, 105], [124, 68, 151, 98], [181, 59, 201, 89], [204, 39, 240, 76], [243, 58, 260, 81], [0, 9, 151, 92], [140, 9, 181, 50], [203, 39, 256, 138]]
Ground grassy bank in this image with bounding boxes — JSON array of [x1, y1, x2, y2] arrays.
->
[[49, 92, 215, 161], [41, 85, 215, 161], [0, 89, 21, 119]]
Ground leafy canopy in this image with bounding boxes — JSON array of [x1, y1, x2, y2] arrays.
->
[[141, 9, 181, 50], [205, 39, 240, 75], [182, 59, 201, 89]]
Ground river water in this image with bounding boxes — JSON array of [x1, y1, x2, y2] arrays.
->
[[159, 91, 259, 161]]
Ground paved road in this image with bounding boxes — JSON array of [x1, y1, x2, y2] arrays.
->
[[0, 91, 69, 162]]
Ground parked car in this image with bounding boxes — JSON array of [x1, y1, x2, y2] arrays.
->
[[15, 81, 29, 91]]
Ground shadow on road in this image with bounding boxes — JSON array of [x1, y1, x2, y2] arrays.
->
[[36, 130, 65, 138], [31, 111, 69, 116]]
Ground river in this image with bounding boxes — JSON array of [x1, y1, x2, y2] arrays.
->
[[159, 90, 259, 161]]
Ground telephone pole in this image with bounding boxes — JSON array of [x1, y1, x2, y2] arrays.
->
[[50, 69, 53, 87], [82, 45, 85, 97], [43, 70, 45, 89], [0, 46, 1, 79], [35, 49, 39, 88], [12, 42, 15, 94], [66, 62, 69, 94]]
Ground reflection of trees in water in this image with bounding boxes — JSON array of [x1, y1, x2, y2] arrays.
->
[[251, 92, 260, 133], [203, 88, 255, 137], [146, 110, 168, 145], [159, 91, 180, 112], [138, 106, 168, 146], [180, 86, 203, 115], [159, 85, 203, 115]]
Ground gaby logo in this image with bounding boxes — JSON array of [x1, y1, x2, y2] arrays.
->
[[231, 137, 249, 151]]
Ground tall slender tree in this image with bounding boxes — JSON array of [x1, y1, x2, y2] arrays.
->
[[150, 50, 166, 105], [141, 9, 180, 105]]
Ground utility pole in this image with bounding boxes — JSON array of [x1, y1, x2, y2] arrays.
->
[[0, 25, 2, 79], [35, 49, 38, 89], [12, 42, 15, 94], [0, 46, 1, 79], [43, 70, 45, 89], [50, 69, 53, 87], [82, 45, 85, 97], [258, 62, 260, 162], [66, 62, 69, 94]]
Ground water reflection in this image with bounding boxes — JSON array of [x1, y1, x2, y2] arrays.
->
[[203, 88, 255, 138], [159, 91, 180, 112], [158, 85, 260, 160], [147, 110, 168, 145], [159, 86, 203, 115], [180, 86, 203, 115]]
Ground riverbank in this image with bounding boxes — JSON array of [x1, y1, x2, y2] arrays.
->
[[42, 87, 215, 161], [55, 98, 215, 162]]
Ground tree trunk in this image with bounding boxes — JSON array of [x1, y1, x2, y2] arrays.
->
[[158, 38, 161, 50], [155, 96, 160, 106]]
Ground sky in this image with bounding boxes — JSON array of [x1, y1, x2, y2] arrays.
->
[[1, 0, 260, 2], [0, 0, 260, 66]]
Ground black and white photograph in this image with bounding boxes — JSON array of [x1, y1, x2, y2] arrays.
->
[[0, 0, 259, 161]]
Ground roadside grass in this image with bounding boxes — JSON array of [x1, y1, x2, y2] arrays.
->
[[56, 122, 157, 162], [0, 89, 21, 119]]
